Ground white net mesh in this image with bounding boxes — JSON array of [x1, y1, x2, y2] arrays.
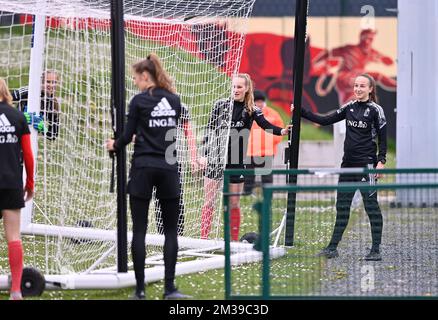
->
[[0, 0, 255, 277]]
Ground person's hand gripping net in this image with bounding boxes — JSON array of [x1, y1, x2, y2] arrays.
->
[[281, 106, 293, 136], [23, 107, 46, 134]]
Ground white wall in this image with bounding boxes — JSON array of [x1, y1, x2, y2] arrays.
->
[[397, 0, 438, 205], [397, 0, 438, 168]]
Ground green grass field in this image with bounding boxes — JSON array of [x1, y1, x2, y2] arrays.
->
[[0, 193, 363, 300]]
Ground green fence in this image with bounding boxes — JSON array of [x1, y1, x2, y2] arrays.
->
[[223, 168, 438, 299]]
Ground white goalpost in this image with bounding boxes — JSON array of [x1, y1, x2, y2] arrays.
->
[[0, 0, 285, 294]]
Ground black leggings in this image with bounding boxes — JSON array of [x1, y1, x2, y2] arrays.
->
[[243, 156, 274, 194], [155, 198, 185, 236], [130, 195, 179, 293], [155, 163, 185, 235], [328, 167, 383, 250]]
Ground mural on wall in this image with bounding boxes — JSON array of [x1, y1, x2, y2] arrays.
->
[[240, 33, 314, 113], [14, 3, 397, 138], [239, 17, 398, 139], [312, 29, 397, 105]]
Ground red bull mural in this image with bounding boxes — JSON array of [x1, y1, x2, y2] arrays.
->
[[239, 17, 398, 138]]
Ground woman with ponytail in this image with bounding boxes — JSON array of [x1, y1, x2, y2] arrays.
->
[[294, 73, 387, 261], [0, 78, 34, 300], [106, 53, 195, 300], [198, 73, 291, 241]]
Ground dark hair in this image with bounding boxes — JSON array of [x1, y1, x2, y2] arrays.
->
[[132, 53, 175, 93], [253, 89, 266, 101], [358, 73, 378, 103]]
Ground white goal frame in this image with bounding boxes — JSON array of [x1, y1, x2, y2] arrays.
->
[[0, 0, 287, 293]]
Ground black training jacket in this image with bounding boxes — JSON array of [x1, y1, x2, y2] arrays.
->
[[301, 100, 387, 165], [203, 98, 283, 166]]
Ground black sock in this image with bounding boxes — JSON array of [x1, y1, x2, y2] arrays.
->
[[136, 285, 145, 294], [326, 245, 337, 251], [130, 196, 150, 296], [160, 198, 180, 295], [165, 279, 177, 294]]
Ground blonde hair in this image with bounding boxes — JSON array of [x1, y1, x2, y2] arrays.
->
[[0, 78, 13, 106], [132, 53, 176, 94], [42, 69, 60, 111], [42, 69, 59, 82], [234, 73, 255, 115]]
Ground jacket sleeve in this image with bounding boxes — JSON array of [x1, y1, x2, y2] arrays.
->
[[253, 107, 283, 135], [114, 97, 138, 150], [201, 99, 224, 156], [374, 106, 387, 163], [11, 89, 22, 102], [301, 103, 349, 125]]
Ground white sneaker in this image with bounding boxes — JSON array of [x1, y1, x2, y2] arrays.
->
[[9, 291, 23, 300]]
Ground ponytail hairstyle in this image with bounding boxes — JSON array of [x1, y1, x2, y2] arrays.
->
[[359, 73, 378, 103], [235, 73, 255, 115], [0, 78, 13, 106], [132, 53, 176, 94]]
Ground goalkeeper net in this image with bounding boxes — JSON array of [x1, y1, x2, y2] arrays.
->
[[0, 0, 263, 289]]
